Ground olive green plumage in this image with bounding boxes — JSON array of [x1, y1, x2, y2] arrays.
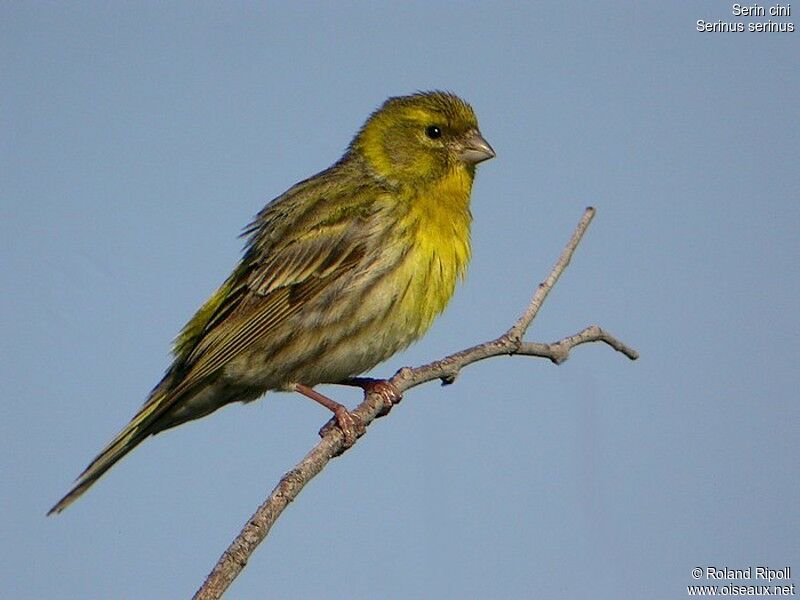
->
[[49, 91, 494, 514]]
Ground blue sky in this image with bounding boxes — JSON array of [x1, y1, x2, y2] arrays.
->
[[2, 2, 798, 599]]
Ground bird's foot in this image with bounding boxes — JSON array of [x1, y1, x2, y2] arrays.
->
[[344, 377, 403, 416], [319, 406, 364, 446], [294, 383, 363, 446]]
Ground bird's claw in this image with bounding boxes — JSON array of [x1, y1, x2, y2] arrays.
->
[[345, 377, 403, 415], [319, 407, 364, 446], [367, 380, 403, 416]]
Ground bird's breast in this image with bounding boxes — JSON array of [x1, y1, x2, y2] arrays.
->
[[381, 168, 474, 344]]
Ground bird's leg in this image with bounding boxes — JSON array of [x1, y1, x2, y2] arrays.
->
[[294, 383, 363, 445], [340, 377, 403, 415]]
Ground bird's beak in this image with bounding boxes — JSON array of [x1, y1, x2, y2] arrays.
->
[[459, 130, 496, 165]]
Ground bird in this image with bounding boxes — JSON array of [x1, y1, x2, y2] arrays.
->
[[48, 91, 495, 515]]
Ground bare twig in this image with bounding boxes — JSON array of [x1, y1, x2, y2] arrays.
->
[[193, 207, 638, 599]]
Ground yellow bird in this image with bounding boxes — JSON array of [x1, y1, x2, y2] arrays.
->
[[49, 91, 494, 514]]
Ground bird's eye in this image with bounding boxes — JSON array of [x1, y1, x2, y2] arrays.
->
[[425, 125, 442, 139]]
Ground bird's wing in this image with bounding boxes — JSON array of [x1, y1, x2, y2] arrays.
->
[[170, 226, 367, 396], [47, 190, 374, 515]]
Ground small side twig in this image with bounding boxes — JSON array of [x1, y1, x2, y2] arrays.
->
[[193, 206, 638, 600]]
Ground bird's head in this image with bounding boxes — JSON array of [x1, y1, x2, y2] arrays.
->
[[351, 91, 495, 186]]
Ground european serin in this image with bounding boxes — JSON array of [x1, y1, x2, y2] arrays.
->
[[49, 91, 494, 514]]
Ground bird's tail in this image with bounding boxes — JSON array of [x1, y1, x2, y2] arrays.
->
[[47, 388, 170, 515]]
